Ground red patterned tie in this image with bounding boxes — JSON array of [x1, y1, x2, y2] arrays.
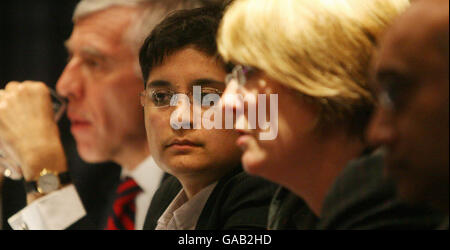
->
[[105, 177, 142, 230]]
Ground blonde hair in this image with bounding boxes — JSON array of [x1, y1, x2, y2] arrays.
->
[[218, 0, 410, 136]]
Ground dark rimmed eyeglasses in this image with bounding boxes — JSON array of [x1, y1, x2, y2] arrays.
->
[[225, 65, 256, 87], [140, 87, 224, 108]]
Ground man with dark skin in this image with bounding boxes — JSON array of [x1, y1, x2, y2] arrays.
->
[[368, 0, 449, 227]]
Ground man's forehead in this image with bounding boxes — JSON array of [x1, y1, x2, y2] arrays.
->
[[387, 0, 448, 43], [375, 0, 449, 73], [74, 5, 138, 28], [67, 6, 138, 51]]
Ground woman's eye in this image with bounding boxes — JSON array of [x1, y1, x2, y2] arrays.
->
[[201, 88, 222, 98], [200, 92, 211, 99], [200, 89, 222, 106], [151, 91, 172, 106]]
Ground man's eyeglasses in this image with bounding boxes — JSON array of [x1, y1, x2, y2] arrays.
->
[[377, 91, 395, 111], [372, 71, 416, 113], [376, 79, 413, 113], [140, 87, 224, 108], [225, 65, 255, 87]]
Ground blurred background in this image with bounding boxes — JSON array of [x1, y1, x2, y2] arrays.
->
[[0, 0, 121, 230]]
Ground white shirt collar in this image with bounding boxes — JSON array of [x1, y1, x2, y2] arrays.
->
[[156, 182, 218, 230], [121, 156, 164, 194]]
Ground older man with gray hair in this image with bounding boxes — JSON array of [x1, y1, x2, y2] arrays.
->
[[0, 0, 222, 230]]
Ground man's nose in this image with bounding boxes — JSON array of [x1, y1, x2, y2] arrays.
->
[[171, 94, 194, 130], [56, 57, 84, 100], [367, 107, 396, 147]]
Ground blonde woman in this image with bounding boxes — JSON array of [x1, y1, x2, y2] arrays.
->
[[218, 0, 444, 229]]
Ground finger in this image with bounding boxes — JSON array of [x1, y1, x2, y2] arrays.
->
[[23, 81, 48, 91], [23, 81, 50, 96], [0, 90, 6, 109], [5, 81, 21, 92], [23, 80, 45, 86]]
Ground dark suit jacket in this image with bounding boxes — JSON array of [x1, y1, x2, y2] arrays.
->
[[267, 187, 318, 230], [268, 151, 444, 230], [1, 178, 26, 230], [144, 167, 277, 230], [438, 217, 449, 230]]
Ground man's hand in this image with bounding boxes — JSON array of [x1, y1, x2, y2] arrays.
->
[[0, 81, 67, 181]]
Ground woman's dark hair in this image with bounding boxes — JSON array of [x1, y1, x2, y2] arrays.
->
[[139, 5, 226, 84]]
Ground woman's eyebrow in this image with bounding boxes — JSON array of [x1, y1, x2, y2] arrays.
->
[[146, 80, 173, 89], [190, 78, 225, 87]]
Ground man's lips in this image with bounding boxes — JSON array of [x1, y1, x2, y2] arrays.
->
[[70, 121, 91, 134], [71, 120, 91, 126], [165, 139, 202, 149], [68, 115, 91, 131]]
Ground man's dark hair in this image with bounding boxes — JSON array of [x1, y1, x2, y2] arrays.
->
[[139, 5, 226, 84]]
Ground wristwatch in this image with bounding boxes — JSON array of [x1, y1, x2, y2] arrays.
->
[[24, 169, 72, 195]]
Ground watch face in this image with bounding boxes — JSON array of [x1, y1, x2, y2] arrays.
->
[[37, 173, 60, 194]]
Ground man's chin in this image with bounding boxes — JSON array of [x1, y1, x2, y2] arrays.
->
[[77, 145, 110, 164], [164, 158, 214, 176], [383, 154, 411, 181], [391, 173, 434, 207], [393, 171, 449, 211]]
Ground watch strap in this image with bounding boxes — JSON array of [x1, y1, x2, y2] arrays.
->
[[58, 171, 72, 186], [24, 181, 38, 194]]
